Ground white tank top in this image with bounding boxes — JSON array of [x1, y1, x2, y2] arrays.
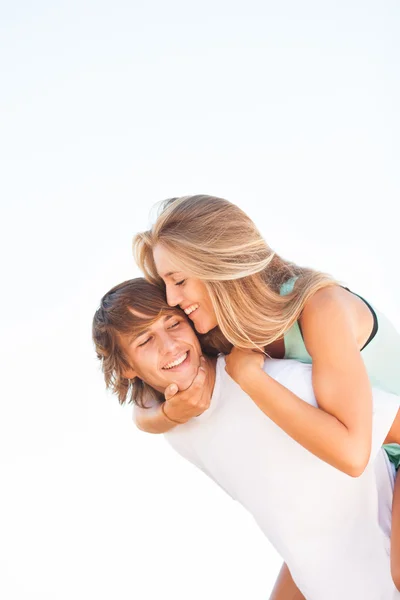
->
[[164, 357, 400, 600]]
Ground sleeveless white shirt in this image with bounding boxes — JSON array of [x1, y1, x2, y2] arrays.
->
[[164, 357, 400, 599]]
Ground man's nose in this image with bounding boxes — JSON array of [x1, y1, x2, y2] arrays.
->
[[166, 283, 182, 307], [158, 332, 180, 355]]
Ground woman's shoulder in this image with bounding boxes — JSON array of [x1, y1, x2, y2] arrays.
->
[[303, 284, 349, 312], [300, 285, 372, 356], [301, 285, 358, 331]]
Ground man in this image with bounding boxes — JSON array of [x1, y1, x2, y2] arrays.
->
[[93, 278, 400, 599]]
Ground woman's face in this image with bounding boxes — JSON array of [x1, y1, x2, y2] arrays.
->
[[153, 244, 218, 334]]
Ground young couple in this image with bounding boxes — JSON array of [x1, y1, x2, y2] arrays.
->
[[93, 195, 400, 598]]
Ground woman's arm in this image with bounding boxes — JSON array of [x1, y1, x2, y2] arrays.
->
[[269, 563, 305, 600], [226, 287, 373, 477]]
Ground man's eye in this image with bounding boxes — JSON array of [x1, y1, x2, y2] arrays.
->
[[175, 279, 186, 286], [138, 338, 151, 347]]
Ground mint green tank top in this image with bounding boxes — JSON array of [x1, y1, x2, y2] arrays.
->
[[280, 278, 400, 396], [280, 277, 400, 466]]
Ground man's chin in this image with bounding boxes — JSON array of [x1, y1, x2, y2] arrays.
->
[[161, 371, 198, 394]]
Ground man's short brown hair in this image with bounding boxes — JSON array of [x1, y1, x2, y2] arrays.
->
[[92, 278, 180, 407]]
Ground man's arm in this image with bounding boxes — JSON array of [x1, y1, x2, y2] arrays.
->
[[269, 563, 306, 600], [133, 401, 178, 434]]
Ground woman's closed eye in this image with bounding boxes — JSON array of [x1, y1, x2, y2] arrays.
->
[[168, 321, 180, 329], [175, 279, 186, 286], [138, 337, 152, 347]]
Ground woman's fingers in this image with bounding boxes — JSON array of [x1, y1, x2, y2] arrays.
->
[[164, 383, 179, 402], [163, 357, 210, 421]]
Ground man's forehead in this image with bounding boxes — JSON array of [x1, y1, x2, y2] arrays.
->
[[128, 307, 180, 322], [127, 308, 182, 340], [128, 307, 161, 320]]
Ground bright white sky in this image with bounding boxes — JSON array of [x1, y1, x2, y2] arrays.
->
[[1, 1, 399, 598]]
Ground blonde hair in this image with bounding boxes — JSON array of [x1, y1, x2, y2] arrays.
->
[[133, 195, 338, 351]]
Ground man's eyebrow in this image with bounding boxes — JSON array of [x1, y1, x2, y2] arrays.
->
[[129, 315, 176, 345], [128, 329, 150, 344]]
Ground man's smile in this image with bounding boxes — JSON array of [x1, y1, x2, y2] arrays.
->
[[161, 350, 191, 371]]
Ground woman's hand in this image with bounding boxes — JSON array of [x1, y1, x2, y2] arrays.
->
[[225, 347, 265, 389], [162, 356, 211, 424]]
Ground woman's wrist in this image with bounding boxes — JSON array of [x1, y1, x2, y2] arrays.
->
[[238, 367, 270, 393], [161, 401, 185, 425]]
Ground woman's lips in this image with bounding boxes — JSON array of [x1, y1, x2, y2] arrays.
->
[[184, 304, 199, 318], [188, 307, 199, 320]]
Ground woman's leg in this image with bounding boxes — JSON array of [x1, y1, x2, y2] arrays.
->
[[269, 563, 306, 600], [391, 471, 400, 590]]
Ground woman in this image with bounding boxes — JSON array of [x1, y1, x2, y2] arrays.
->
[[132, 194, 400, 597]]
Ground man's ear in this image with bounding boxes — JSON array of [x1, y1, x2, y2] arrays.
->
[[123, 366, 138, 380]]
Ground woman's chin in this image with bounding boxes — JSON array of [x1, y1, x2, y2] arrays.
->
[[194, 320, 212, 335]]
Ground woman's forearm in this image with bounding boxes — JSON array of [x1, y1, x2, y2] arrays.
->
[[133, 403, 178, 434], [269, 563, 306, 600], [240, 370, 370, 477]]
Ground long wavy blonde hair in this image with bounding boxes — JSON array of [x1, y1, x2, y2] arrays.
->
[[133, 195, 338, 351]]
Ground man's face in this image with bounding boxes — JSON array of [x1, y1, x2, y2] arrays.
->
[[120, 310, 203, 393]]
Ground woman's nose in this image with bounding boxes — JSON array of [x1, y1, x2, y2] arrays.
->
[[166, 284, 182, 307]]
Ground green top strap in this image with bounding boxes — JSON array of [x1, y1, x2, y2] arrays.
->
[[280, 277, 312, 363]]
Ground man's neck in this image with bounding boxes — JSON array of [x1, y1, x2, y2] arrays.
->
[[203, 355, 218, 405]]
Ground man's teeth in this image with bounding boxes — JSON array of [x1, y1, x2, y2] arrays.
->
[[163, 352, 188, 370], [184, 304, 199, 315]]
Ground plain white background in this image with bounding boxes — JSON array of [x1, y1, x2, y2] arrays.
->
[[1, 1, 399, 598]]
